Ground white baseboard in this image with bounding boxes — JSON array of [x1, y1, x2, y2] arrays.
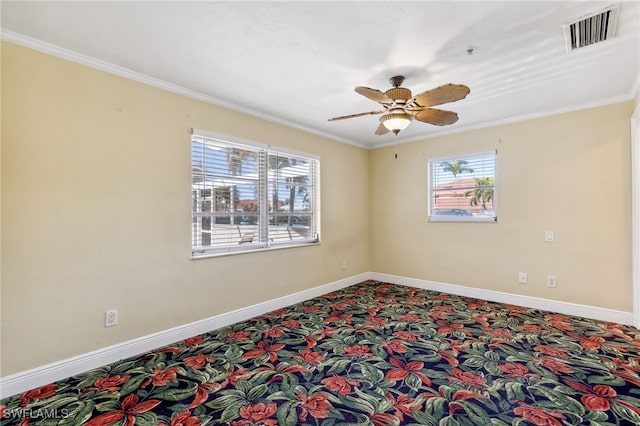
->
[[370, 272, 633, 325], [0, 273, 369, 399], [2, 271, 632, 399]]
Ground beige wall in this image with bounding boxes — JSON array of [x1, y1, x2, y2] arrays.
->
[[1, 40, 635, 377], [0, 42, 371, 375], [371, 102, 634, 311]]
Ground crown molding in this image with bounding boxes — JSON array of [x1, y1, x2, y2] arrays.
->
[[2, 29, 636, 152], [0, 30, 367, 149], [372, 93, 637, 149], [631, 72, 640, 101]]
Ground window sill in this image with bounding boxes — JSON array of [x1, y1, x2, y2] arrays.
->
[[428, 216, 497, 223], [191, 240, 321, 259]]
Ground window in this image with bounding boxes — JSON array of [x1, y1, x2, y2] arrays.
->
[[428, 151, 497, 222], [191, 131, 319, 257]]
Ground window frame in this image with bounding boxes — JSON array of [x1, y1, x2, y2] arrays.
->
[[191, 129, 320, 258], [427, 150, 498, 223]]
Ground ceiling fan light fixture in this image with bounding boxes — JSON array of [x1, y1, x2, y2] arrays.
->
[[381, 112, 412, 134]]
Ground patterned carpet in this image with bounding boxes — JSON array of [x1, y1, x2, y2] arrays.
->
[[2, 280, 640, 425]]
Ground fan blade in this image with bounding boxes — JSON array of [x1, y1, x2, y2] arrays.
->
[[375, 122, 389, 135], [355, 86, 393, 104], [328, 110, 384, 121], [413, 108, 459, 126], [409, 84, 470, 107]]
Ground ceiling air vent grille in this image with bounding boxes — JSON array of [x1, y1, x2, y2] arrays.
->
[[563, 4, 619, 52]]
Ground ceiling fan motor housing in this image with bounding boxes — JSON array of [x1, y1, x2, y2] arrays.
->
[[384, 87, 412, 103]]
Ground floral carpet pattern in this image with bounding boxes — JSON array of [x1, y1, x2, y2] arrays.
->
[[2, 281, 640, 425]]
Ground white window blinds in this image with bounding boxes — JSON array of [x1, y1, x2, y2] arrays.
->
[[428, 151, 497, 222], [192, 133, 319, 256]]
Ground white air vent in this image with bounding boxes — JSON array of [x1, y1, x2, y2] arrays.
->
[[563, 4, 619, 52]]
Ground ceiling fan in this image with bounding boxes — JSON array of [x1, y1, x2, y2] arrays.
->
[[328, 75, 470, 135]]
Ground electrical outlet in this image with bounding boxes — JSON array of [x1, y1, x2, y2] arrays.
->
[[341, 260, 347, 271], [547, 276, 557, 288], [105, 309, 118, 327], [518, 272, 528, 284]]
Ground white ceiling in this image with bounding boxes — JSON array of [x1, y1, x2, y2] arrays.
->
[[2, 1, 639, 148]]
